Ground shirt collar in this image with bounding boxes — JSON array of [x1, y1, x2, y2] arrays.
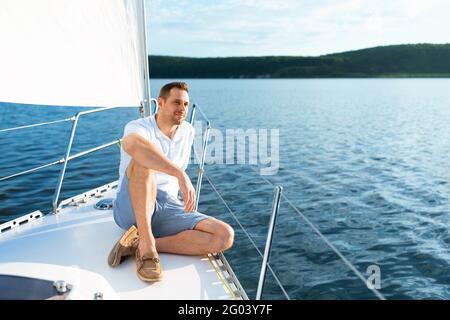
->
[[150, 114, 183, 143]]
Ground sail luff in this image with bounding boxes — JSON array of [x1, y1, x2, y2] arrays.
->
[[140, 0, 152, 116]]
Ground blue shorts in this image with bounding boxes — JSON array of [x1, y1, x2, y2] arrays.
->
[[112, 175, 210, 238]]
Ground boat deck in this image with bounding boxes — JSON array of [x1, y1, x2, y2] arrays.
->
[[0, 183, 245, 300]]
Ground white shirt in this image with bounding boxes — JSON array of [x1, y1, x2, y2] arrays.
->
[[117, 115, 195, 198]]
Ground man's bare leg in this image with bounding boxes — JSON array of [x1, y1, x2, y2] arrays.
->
[[155, 217, 234, 255], [126, 160, 158, 257], [127, 159, 234, 256]]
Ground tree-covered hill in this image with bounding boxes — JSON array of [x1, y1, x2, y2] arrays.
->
[[149, 44, 450, 78]]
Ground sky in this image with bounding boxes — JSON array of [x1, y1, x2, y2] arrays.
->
[[146, 0, 450, 57]]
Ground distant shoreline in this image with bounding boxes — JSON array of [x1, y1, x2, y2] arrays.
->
[[149, 44, 450, 79]]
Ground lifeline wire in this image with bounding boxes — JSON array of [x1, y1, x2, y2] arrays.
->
[[204, 172, 291, 300], [248, 166, 386, 300]]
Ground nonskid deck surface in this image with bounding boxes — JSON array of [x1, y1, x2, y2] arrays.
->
[[0, 186, 240, 300]]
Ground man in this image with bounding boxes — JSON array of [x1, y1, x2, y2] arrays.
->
[[108, 82, 234, 282]]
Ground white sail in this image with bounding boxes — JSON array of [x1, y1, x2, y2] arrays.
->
[[0, 0, 147, 107]]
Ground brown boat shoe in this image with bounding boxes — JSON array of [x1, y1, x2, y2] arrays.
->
[[107, 225, 139, 267], [135, 250, 163, 282]]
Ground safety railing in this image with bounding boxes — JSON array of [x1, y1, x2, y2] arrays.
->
[[188, 104, 211, 211], [0, 118, 74, 133], [204, 173, 290, 300], [151, 98, 158, 114], [0, 106, 129, 213], [249, 168, 386, 300], [52, 106, 126, 213], [256, 186, 283, 300]]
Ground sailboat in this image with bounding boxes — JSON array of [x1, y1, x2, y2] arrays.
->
[[0, 0, 289, 300], [0, 0, 391, 302]]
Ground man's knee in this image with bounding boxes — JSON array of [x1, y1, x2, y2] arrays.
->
[[126, 160, 155, 181], [211, 223, 234, 252]]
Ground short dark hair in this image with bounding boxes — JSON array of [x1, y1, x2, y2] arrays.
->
[[159, 82, 189, 101]]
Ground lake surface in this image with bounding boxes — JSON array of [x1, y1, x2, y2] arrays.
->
[[1, 79, 450, 299]]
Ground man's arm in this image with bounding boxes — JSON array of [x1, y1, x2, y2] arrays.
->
[[122, 133, 196, 212]]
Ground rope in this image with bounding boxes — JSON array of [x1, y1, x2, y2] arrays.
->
[[0, 118, 72, 133], [248, 166, 386, 300], [203, 172, 291, 300]]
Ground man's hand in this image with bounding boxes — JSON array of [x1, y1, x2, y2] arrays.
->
[[177, 171, 196, 212]]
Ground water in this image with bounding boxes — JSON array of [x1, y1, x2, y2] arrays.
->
[[1, 79, 450, 299]]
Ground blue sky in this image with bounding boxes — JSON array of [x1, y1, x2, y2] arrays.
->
[[146, 0, 450, 57]]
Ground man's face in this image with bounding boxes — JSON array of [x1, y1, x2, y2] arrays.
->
[[158, 88, 189, 125]]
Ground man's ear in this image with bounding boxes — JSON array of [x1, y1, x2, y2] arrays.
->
[[157, 97, 164, 110]]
